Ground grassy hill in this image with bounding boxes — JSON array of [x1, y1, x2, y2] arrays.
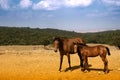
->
[[0, 26, 120, 47]]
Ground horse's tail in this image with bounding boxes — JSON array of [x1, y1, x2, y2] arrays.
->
[[106, 47, 111, 56]]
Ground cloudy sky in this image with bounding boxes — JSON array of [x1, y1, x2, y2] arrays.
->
[[0, 0, 120, 32]]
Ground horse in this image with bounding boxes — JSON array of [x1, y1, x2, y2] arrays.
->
[[73, 43, 111, 74], [53, 37, 86, 72]]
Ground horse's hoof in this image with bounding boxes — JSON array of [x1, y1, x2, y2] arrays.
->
[[103, 69, 109, 74], [84, 70, 89, 73], [81, 69, 84, 71], [58, 71, 61, 72], [104, 71, 109, 74], [98, 71, 101, 75], [104, 72, 108, 74], [58, 69, 61, 72], [68, 69, 72, 72]]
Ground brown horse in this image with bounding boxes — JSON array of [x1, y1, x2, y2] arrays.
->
[[53, 37, 86, 71], [73, 43, 111, 74]]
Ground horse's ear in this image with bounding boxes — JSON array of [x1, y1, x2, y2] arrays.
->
[[53, 36, 59, 41], [73, 42, 75, 44], [73, 42, 77, 45], [73, 42, 79, 45], [78, 43, 86, 46], [78, 43, 82, 45]]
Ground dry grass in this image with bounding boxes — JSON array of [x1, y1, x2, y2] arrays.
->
[[0, 44, 120, 80]]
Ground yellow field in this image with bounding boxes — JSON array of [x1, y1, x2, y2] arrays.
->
[[0, 44, 120, 80]]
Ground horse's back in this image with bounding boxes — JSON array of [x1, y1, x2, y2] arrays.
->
[[80, 46, 99, 57], [74, 37, 86, 44], [54, 37, 86, 54], [80, 45, 104, 57], [65, 37, 85, 53], [97, 45, 109, 54]]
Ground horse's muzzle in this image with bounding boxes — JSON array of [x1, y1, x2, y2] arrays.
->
[[54, 50, 57, 52]]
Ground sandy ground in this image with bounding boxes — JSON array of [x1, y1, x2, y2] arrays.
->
[[0, 44, 120, 80]]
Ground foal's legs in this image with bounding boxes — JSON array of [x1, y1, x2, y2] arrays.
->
[[100, 55, 109, 73], [104, 57, 109, 73], [78, 52, 83, 67], [59, 54, 64, 71], [83, 56, 88, 72]]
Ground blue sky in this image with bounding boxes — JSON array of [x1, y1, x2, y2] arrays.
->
[[0, 0, 120, 32]]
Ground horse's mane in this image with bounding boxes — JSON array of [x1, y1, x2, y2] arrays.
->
[[53, 37, 68, 42], [77, 43, 88, 48], [78, 43, 86, 46]]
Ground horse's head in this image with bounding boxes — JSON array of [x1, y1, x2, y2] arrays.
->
[[73, 42, 78, 53], [53, 37, 61, 52], [73, 42, 86, 53], [53, 40, 59, 52]]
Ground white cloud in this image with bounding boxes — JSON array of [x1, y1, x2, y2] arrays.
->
[[33, 0, 61, 10], [1, 0, 120, 11], [64, 0, 93, 7], [0, 0, 10, 10], [19, 0, 32, 9], [102, 0, 120, 6], [33, 0, 93, 10]]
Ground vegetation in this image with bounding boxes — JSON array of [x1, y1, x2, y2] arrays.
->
[[0, 26, 120, 48], [82, 30, 120, 48], [0, 26, 81, 45]]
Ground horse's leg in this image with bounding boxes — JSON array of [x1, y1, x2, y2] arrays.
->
[[100, 55, 108, 74], [81, 56, 87, 72], [86, 58, 89, 71], [104, 57, 109, 73], [59, 54, 64, 72], [67, 54, 71, 70], [84, 56, 88, 72], [78, 52, 83, 67]]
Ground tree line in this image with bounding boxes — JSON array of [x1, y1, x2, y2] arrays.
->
[[0, 26, 120, 48]]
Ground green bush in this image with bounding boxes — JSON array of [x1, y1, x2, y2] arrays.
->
[[0, 26, 120, 47]]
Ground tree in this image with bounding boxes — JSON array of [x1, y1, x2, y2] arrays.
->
[[112, 36, 120, 49], [42, 40, 50, 48]]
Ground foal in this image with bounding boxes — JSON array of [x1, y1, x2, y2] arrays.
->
[[74, 43, 111, 74]]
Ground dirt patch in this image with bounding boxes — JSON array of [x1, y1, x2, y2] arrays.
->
[[0, 44, 120, 80]]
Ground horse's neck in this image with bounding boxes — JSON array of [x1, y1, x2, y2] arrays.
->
[[58, 40, 64, 50], [59, 40, 69, 53], [78, 45, 87, 49]]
